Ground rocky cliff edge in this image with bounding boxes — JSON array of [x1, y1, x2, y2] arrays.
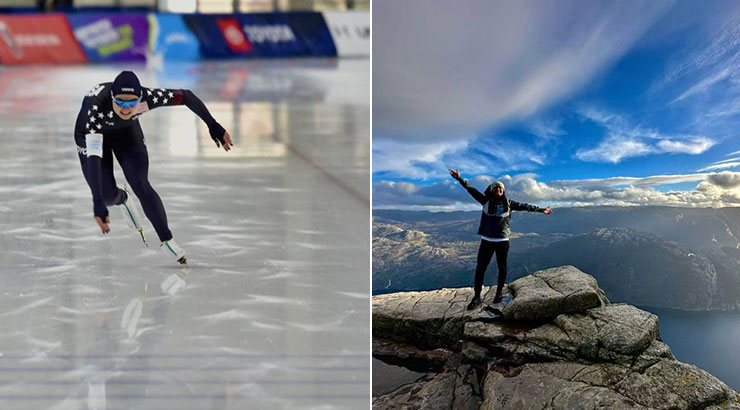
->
[[372, 265, 740, 410]]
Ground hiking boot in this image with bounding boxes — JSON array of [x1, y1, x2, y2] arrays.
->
[[466, 295, 481, 310]]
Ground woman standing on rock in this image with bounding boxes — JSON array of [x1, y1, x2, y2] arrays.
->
[[449, 169, 553, 310]]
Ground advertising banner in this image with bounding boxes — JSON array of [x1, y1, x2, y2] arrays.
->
[[67, 13, 149, 62], [236, 12, 336, 58], [148, 13, 200, 61], [182, 14, 233, 59], [184, 12, 336, 59], [0, 14, 86, 64], [322, 11, 369, 57]]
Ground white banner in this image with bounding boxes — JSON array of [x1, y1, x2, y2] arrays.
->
[[323, 11, 369, 57]]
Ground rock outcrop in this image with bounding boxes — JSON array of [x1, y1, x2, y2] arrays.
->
[[373, 265, 740, 409]]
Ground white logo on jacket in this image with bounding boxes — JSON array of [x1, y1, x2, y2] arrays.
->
[[482, 200, 510, 217]]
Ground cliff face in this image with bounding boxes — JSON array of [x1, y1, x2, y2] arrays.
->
[[372, 266, 740, 410]]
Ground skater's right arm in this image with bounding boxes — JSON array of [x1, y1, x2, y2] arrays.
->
[[449, 168, 487, 204], [84, 132, 110, 233], [76, 97, 110, 233]]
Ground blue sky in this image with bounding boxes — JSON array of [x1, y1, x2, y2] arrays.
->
[[373, 0, 740, 210]]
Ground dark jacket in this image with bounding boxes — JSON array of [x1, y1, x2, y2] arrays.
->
[[459, 179, 544, 239]]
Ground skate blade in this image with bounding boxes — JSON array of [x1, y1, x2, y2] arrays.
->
[[138, 228, 148, 247], [177, 256, 188, 265]]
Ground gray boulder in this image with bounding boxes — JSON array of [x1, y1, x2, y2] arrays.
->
[[503, 265, 608, 321], [480, 361, 740, 410], [372, 364, 481, 410], [463, 303, 662, 365], [373, 286, 502, 349]]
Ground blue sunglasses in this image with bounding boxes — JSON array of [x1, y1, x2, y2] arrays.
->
[[112, 94, 142, 108]]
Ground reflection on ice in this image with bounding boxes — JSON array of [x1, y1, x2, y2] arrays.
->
[[0, 59, 369, 409]]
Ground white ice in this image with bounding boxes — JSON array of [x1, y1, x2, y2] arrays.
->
[[0, 59, 369, 409]]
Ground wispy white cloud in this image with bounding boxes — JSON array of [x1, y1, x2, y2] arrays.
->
[[373, 172, 740, 209], [576, 137, 654, 163], [654, 6, 740, 92], [373, 0, 674, 142], [698, 161, 740, 172], [550, 173, 709, 188], [372, 140, 464, 180], [705, 97, 740, 118], [574, 106, 715, 163], [523, 117, 566, 142], [373, 133, 550, 180], [697, 156, 740, 172], [671, 67, 734, 103], [656, 137, 715, 154]]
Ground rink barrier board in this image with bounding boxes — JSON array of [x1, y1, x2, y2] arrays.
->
[[0, 14, 87, 64], [67, 12, 149, 62], [182, 12, 336, 59], [0, 11, 368, 64], [321, 10, 370, 57], [148, 13, 201, 61]]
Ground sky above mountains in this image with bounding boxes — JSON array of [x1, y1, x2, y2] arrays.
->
[[373, 0, 740, 210]]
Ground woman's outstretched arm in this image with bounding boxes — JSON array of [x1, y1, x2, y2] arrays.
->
[[449, 168, 487, 204], [510, 200, 552, 214]]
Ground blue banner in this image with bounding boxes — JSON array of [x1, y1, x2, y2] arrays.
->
[[184, 12, 337, 59], [148, 13, 200, 61], [182, 14, 233, 59], [236, 12, 336, 58]]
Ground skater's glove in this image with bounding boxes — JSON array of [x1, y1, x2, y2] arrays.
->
[[93, 199, 108, 220], [208, 123, 226, 145]]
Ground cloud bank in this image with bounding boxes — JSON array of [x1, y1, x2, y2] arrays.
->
[[373, 171, 740, 210]]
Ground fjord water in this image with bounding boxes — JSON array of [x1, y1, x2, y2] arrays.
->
[[642, 307, 740, 391], [372, 358, 425, 397]]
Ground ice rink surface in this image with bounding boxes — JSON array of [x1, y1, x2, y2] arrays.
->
[[0, 59, 369, 409]]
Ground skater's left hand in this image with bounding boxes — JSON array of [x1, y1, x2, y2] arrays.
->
[[214, 130, 233, 152], [95, 216, 110, 234], [543, 207, 553, 215]]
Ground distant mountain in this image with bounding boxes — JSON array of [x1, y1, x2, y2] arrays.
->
[[510, 228, 740, 310], [373, 207, 740, 310], [374, 206, 740, 250]]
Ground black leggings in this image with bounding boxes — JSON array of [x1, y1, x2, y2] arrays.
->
[[78, 124, 173, 242], [474, 239, 509, 296]]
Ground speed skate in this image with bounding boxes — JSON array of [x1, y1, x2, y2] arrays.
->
[[120, 186, 148, 247]]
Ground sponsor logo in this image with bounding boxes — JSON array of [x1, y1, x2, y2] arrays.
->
[[0, 21, 62, 55], [74, 19, 134, 57], [216, 18, 251, 53], [0, 15, 86, 64], [243, 25, 296, 44], [76, 145, 87, 155], [14, 34, 61, 47], [331, 24, 370, 39], [121, 87, 135, 92]]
